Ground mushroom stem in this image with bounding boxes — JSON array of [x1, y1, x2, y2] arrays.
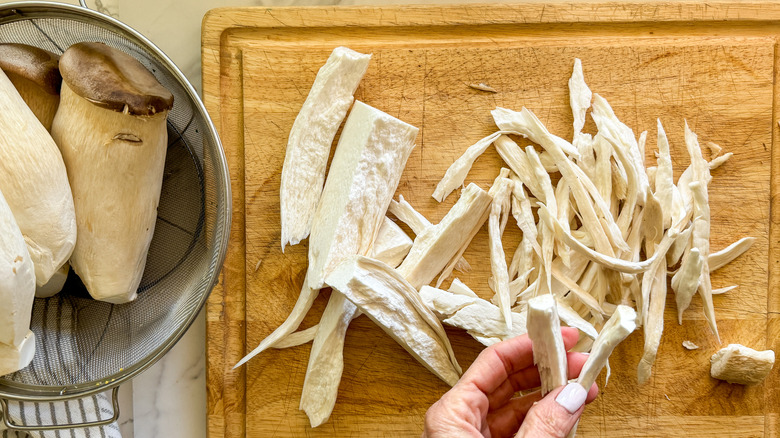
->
[[6, 73, 59, 130], [0, 67, 75, 287], [52, 81, 169, 303], [9, 73, 58, 128], [0, 188, 36, 377]]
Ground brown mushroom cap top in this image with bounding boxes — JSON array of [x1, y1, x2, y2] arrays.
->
[[59, 42, 173, 116], [0, 43, 61, 95]]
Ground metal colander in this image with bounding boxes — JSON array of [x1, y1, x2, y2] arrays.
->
[[0, 0, 230, 430]]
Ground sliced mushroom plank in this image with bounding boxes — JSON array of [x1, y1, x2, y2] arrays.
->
[[280, 47, 371, 249]]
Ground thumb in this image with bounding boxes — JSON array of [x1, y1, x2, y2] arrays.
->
[[514, 383, 587, 438]]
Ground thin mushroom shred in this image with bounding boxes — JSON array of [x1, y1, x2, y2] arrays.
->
[[469, 82, 498, 93], [421, 285, 528, 346], [566, 305, 637, 438], [685, 123, 719, 341], [432, 130, 522, 202], [488, 178, 515, 329], [569, 58, 593, 151]]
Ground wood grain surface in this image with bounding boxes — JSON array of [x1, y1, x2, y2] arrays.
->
[[202, 3, 780, 437]]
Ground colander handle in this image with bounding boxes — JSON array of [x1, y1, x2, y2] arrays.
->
[[0, 386, 120, 432]]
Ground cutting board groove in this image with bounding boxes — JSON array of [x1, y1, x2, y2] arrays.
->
[[203, 3, 780, 437]]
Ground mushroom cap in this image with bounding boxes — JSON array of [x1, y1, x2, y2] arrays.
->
[[0, 43, 61, 95], [59, 42, 173, 116]]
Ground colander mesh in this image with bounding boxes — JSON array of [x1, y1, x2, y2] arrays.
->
[[0, 8, 226, 396]]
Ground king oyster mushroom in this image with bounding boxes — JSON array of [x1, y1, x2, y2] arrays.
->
[[0, 65, 75, 287], [51, 42, 173, 304], [0, 188, 36, 377], [0, 43, 61, 130]]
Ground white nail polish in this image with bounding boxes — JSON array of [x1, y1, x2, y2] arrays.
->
[[555, 382, 587, 413]]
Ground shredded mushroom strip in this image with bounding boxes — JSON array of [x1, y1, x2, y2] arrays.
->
[[578, 305, 638, 389], [709, 237, 755, 271], [569, 58, 593, 150], [299, 292, 360, 427], [488, 178, 515, 328], [388, 195, 471, 272], [655, 120, 674, 228], [398, 183, 492, 289], [527, 295, 568, 395], [685, 122, 719, 340], [326, 256, 462, 385], [420, 286, 528, 346], [234, 277, 319, 368], [637, 239, 669, 384], [432, 130, 522, 202], [566, 305, 637, 438], [272, 325, 318, 349], [388, 195, 430, 233]]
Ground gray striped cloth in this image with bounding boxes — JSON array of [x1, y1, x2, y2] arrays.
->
[[0, 293, 123, 438], [0, 391, 121, 438]]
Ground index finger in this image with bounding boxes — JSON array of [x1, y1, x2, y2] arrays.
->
[[460, 327, 580, 395]]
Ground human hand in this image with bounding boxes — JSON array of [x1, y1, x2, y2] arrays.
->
[[422, 327, 598, 438]]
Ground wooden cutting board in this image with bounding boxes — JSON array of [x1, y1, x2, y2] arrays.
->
[[202, 3, 780, 437]]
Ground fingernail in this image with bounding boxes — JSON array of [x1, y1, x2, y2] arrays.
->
[[555, 383, 587, 413]]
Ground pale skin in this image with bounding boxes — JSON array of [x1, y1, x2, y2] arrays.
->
[[423, 327, 598, 438]]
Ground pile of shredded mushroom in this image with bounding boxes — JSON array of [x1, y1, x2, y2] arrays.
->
[[427, 58, 753, 384], [239, 51, 757, 428]]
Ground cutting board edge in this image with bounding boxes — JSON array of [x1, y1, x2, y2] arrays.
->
[[202, 1, 780, 30], [204, 14, 249, 438]]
